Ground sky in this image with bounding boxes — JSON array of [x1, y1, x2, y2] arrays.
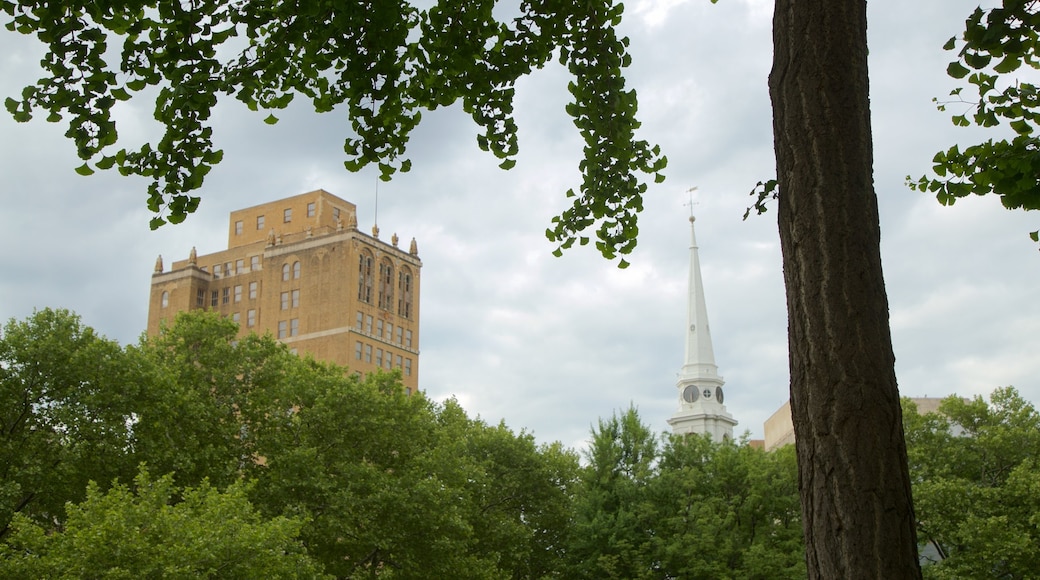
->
[[2, 0, 1038, 453]]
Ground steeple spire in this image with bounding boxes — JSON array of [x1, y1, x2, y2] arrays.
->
[[667, 205, 737, 440], [680, 215, 720, 383]]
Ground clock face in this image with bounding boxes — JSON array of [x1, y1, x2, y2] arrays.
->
[[703, 388, 712, 399], [715, 386, 724, 404], [682, 385, 699, 403]]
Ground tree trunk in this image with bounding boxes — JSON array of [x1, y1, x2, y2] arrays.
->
[[768, 1, 922, 577]]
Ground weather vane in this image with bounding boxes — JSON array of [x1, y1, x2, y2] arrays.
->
[[684, 186, 699, 219]]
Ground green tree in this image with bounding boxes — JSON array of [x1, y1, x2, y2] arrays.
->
[[649, 435, 804, 579], [909, 1, 1040, 242], [567, 406, 658, 579], [0, 308, 139, 539], [2, 1, 927, 574], [903, 387, 1040, 579], [0, 468, 326, 579], [131, 310, 301, 490]]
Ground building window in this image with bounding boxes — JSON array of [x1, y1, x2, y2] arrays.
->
[[290, 318, 299, 337], [375, 348, 383, 367], [405, 387, 412, 396], [357, 252, 374, 303], [196, 289, 205, 307], [232, 312, 241, 324], [283, 208, 292, 223], [235, 259, 244, 274], [378, 259, 394, 310], [404, 358, 412, 376], [292, 261, 301, 279], [282, 263, 290, 281], [364, 344, 372, 363], [161, 291, 169, 308], [213, 264, 222, 278], [376, 319, 383, 337], [365, 315, 373, 335], [280, 292, 289, 310], [249, 281, 258, 300], [257, 215, 265, 230], [386, 323, 393, 341], [385, 353, 392, 370], [333, 207, 340, 221], [307, 202, 316, 217], [247, 309, 256, 327], [395, 354, 402, 368], [292, 289, 300, 308], [355, 341, 362, 360], [396, 326, 403, 345], [233, 285, 241, 303], [225, 262, 232, 277], [405, 329, 412, 348], [278, 320, 287, 339], [356, 311, 363, 331], [211, 290, 219, 307], [398, 267, 413, 319], [222, 287, 230, 305], [250, 255, 260, 271], [235, 220, 243, 235]]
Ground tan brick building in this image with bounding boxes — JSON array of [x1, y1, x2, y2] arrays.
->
[[147, 189, 422, 392]]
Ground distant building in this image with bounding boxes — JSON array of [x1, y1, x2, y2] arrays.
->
[[147, 189, 422, 392], [667, 214, 738, 440], [763, 397, 948, 452]]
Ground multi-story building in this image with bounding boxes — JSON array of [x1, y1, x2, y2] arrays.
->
[[147, 189, 422, 392]]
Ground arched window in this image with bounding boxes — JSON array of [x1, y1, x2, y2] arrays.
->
[[282, 263, 290, 281], [397, 267, 413, 319], [161, 291, 169, 308], [357, 252, 374, 303], [292, 261, 301, 279], [378, 259, 394, 310]]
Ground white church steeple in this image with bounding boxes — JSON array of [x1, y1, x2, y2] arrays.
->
[[667, 208, 737, 440]]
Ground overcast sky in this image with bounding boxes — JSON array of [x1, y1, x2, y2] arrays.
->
[[2, 0, 1037, 452]]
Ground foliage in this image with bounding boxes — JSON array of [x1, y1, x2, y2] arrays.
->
[[566, 407, 805, 579], [903, 387, 1040, 579], [650, 435, 804, 580], [567, 406, 659, 579], [907, 1, 1040, 243], [0, 308, 140, 539], [0, 309, 582, 578], [0, 468, 326, 579], [0, 0, 665, 264]]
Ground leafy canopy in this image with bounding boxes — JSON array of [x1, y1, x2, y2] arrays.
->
[[1, 0, 666, 265], [908, 1, 1040, 243]]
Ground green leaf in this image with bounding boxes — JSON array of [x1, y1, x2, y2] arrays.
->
[[75, 163, 95, 176], [264, 114, 279, 125], [947, 61, 971, 79], [499, 158, 516, 170]]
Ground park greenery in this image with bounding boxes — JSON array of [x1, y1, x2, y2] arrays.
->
[[2, 308, 1037, 578]]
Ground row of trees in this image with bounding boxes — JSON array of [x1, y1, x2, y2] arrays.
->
[[2, 309, 1037, 577]]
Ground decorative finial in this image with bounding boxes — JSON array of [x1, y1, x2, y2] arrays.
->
[[684, 186, 698, 222], [154, 255, 164, 273], [409, 237, 418, 255], [336, 219, 344, 232], [347, 212, 358, 230], [392, 233, 399, 247], [372, 224, 380, 239], [188, 247, 197, 265], [306, 226, 313, 238], [267, 229, 276, 246]]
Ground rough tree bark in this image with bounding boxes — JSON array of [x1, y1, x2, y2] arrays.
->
[[769, 1, 922, 577]]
